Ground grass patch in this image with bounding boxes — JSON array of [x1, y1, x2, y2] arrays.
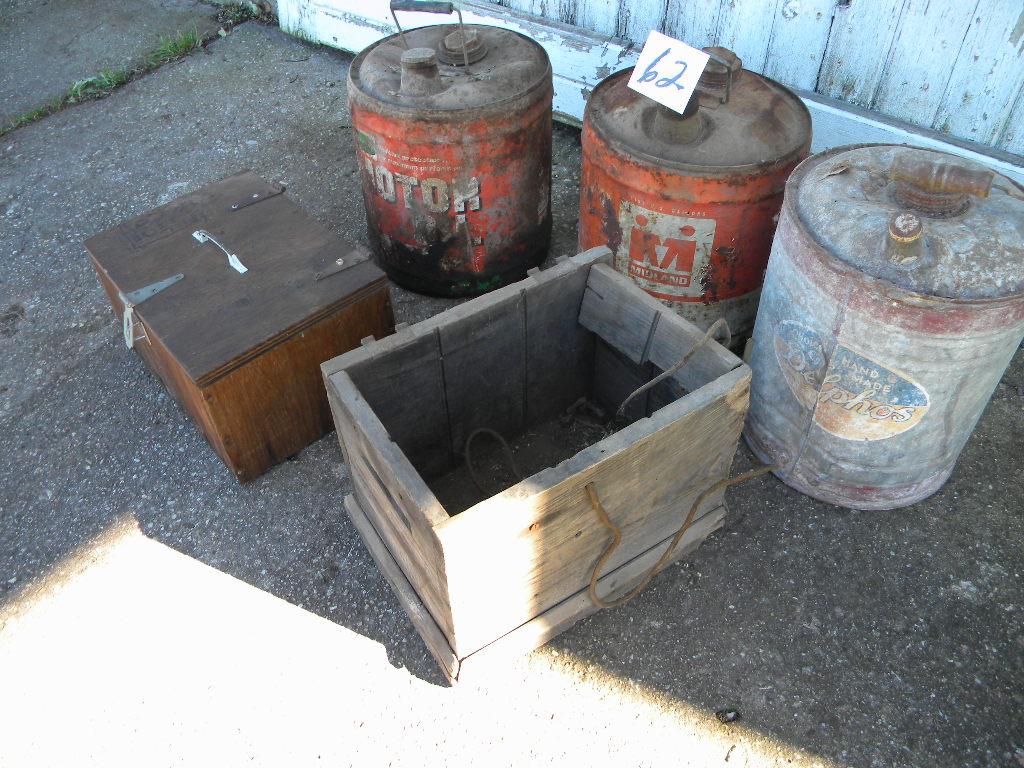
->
[[1, 27, 205, 136], [67, 68, 132, 103], [216, 2, 274, 26], [146, 27, 202, 67], [0, 1, 276, 139], [65, 28, 200, 105], [3, 99, 62, 132]]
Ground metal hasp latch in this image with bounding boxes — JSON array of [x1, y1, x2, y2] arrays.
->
[[118, 273, 184, 349], [193, 230, 248, 274]]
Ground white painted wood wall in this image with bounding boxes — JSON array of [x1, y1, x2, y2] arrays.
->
[[497, 0, 1024, 155], [279, 0, 1024, 175]]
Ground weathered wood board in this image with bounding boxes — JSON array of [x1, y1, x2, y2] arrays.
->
[[323, 246, 750, 679], [344, 492, 725, 682], [931, 3, 1024, 151], [279, 0, 1024, 165]]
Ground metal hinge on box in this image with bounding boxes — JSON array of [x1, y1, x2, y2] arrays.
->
[[228, 181, 286, 211], [118, 273, 184, 348], [314, 245, 373, 281]]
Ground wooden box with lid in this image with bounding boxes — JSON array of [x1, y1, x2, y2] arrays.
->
[[85, 171, 394, 481]]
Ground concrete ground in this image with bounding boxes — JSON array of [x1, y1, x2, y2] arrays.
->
[[1, 11, 1022, 768], [0, 0, 222, 127]]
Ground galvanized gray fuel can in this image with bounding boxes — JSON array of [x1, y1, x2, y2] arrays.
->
[[745, 144, 1024, 510]]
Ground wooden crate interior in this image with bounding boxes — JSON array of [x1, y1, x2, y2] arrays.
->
[[344, 263, 699, 516]]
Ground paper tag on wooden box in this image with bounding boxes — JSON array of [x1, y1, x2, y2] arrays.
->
[[627, 31, 710, 115]]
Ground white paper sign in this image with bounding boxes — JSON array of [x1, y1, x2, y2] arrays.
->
[[627, 31, 710, 115]]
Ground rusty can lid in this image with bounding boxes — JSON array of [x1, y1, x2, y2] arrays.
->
[[584, 58, 810, 173], [791, 144, 1024, 301], [350, 24, 550, 111]]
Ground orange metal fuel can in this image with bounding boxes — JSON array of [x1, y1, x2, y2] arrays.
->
[[348, 4, 552, 296], [578, 49, 811, 341]]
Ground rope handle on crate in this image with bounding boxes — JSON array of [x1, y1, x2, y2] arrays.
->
[[584, 463, 776, 610], [462, 316, 751, 610], [464, 317, 734, 486], [464, 427, 523, 494], [614, 318, 732, 421], [587, 314, 760, 608]]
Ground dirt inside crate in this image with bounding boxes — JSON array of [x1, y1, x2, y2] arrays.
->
[[380, 336, 691, 516], [428, 398, 641, 515]]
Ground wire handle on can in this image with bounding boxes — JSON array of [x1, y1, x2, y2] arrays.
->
[[585, 463, 776, 610], [390, 0, 471, 68]]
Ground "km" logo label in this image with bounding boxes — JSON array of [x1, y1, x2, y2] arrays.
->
[[616, 202, 715, 301]]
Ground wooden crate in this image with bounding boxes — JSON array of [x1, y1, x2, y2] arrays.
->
[[322, 247, 749, 681], [86, 171, 394, 482]]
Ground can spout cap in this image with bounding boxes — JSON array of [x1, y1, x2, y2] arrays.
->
[[648, 98, 702, 144], [644, 46, 740, 144], [440, 28, 487, 65], [891, 154, 994, 217], [699, 46, 742, 102], [885, 210, 925, 266], [399, 47, 445, 96]]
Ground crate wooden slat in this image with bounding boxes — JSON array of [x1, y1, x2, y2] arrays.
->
[[324, 247, 750, 680]]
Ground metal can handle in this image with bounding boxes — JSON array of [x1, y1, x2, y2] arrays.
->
[[389, 0, 471, 68], [390, 0, 454, 12]]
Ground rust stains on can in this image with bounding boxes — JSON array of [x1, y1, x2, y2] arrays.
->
[[745, 144, 1024, 510], [578, 51, 811, 343], [348, 25, 552, 297]]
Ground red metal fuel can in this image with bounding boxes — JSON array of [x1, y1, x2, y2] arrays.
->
[[745, 145, 1024, 510], [348, 3, 552, 296], [578, 49, 810, 341]]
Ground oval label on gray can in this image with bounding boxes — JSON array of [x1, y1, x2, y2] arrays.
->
[[774, 322, 930, 441]]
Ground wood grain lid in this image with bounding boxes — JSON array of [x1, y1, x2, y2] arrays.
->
[[85, 170, 387, 385]]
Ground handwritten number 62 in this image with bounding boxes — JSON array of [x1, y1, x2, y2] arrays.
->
[[639, 48, 689, 90]]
